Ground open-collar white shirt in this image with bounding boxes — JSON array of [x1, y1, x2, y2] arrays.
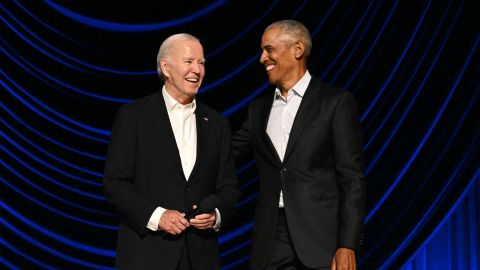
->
[[163, 86, 197, 179], [147, 87, 220, 231], [267, 71, 311, 207]]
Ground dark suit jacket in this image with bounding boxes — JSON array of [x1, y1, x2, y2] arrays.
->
[[233, 77, 366, 269], [103, 90, 239, 270]]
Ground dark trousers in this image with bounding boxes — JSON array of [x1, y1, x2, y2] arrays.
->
[[265, 209, 329, 270], [176, 243, 193, 270]]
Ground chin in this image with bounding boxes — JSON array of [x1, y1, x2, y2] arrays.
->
[[188, 90, 198, 98], [267, 76, 278, 85], [185, 86, 199, 94]]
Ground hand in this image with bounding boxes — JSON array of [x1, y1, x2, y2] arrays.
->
[[331, 248, 356, 270], [188, 205, 216, 230], [158, 209, 189, 235]]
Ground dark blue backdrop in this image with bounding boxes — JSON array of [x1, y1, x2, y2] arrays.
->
[[1, 1, 479, 269]]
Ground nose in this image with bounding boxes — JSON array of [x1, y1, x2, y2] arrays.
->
[[260, 50, 268, 64], [191, 62, 202, 74]]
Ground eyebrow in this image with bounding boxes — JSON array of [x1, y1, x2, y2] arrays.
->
[[184, 57, 206, 62]]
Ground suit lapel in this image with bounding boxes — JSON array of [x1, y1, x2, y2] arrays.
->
[[283, 79, 320, 162], [258, 94, 283, 165], [187, 104, 209, 182], [147, 91, 185, 180]]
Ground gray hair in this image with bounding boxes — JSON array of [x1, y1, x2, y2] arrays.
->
[[156, 33, 201, 80], [265, 20, 312, 58]]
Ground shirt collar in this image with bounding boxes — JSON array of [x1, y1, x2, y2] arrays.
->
[[273, 70, 312, 99], [162, 86, 196, 112]]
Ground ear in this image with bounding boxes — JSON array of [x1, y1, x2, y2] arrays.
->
[[294, 41, 305, 59], [160, 58, 170, 78]]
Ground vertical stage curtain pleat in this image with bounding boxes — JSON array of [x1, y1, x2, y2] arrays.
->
[[401, 174, 479, 270]]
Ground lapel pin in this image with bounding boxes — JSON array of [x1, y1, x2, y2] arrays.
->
[[203, 117, 208, 122]]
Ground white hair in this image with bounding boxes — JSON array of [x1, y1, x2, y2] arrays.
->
[[156, 33, 201, 80]]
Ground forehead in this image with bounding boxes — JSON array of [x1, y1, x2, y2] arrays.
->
[[171, 39, 204, 57], [261, 27, 289, 47]]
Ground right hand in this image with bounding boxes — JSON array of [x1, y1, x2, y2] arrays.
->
[[159, 210, 189, 235]]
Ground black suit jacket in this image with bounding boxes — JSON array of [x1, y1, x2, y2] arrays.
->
[[233, 77, 366, 269], [103, 91, 239, 270]]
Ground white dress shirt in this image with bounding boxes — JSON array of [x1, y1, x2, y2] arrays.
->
[[266, 71, 311, 207], [164, 87, 197, 179], [147, 87, 220, 231]]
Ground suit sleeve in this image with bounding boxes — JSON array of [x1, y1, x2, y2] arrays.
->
[[103, 106, 157, 235], [212, 117, 241, 228], [332, 92, 367, 250], [232, 103, 254, 168]]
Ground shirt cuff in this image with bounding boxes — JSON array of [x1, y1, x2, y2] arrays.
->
[[147, 207, 166, 231], [213, 208, 222, 231]]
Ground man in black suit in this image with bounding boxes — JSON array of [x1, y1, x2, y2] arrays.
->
[[103, 33, 239, 270], [233, 20, 366, 270]]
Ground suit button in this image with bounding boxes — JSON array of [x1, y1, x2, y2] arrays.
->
[[281, 168, 287, 173], [186, 187, 190, 191]]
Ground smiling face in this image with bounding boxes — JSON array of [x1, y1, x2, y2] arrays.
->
[[260, 26, 306, 92], [160, 38, 205, 104]]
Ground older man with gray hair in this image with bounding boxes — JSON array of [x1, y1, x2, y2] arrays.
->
[[234, 20, 366, 270], [103, 33, 239, 270]]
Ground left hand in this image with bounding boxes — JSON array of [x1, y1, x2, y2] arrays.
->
[[188, 205, 216, 229], [331, 248, 356, 270]]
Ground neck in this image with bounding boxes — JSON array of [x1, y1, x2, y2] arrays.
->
[[280, 89, 290, 98], [164, 87, 194, 105], [175, 96, 194, 105], [277, 67, 307, 95]]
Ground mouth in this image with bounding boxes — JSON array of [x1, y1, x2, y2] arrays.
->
[[185, 77, 199, 83], [265, 64, 275, 72]]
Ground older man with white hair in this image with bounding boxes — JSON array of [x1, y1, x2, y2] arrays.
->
[[103, 33, 240, 270]]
